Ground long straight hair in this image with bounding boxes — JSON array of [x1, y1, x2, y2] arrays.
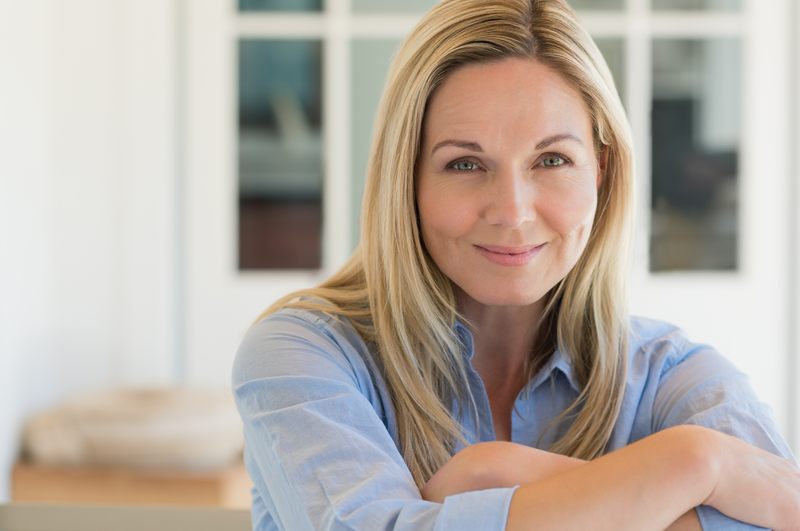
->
[[258, 0, 634, 488]]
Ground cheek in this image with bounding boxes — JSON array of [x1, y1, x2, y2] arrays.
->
[[417, 181, 473, 242], [538, 180, 598, 239]]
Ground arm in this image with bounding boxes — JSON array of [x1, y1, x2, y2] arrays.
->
[[507, 426, 799, 531], [422, 441, 584, 501], [424, 427, 799, 530], [233, 312, 515, 531], [422, 440, 701, 530], [654, 342, 798, 529]]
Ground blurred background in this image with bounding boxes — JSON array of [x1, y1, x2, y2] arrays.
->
[[1, 0, 798, 510]]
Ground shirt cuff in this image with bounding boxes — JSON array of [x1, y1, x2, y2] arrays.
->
[[434, 486, 518, 531], [696, 505, 769, 530]]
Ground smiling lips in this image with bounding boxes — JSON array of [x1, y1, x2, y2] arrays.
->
[[475, 243, 546, 266]]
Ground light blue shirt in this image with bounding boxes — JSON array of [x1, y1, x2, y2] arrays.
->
[[232, 308, 794, 530]]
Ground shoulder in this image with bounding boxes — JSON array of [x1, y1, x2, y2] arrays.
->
[[232, 306, 378, 392], [232, 306, 402, 447], [626, 315, 757, 425], [623, 315, 751, 417], [628, 315, 690, 357], [616, 317, 793, 464], [626, 315, 739, 380], [619, 316, 757, 435]]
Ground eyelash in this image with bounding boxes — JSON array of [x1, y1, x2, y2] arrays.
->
[[445, 153, 571, 172], [541, 154, 570, 168], [447, 159, 482, 172]]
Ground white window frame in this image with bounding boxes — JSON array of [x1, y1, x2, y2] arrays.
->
[[185, 0, 798, 453], [229, 1, 755, 278]]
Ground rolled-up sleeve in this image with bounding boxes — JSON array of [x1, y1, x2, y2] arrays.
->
[[653, 341, 796, 530], [232, 312, 516, 531]]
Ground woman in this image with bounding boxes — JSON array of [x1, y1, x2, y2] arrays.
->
[[232, 0, 799, 529]]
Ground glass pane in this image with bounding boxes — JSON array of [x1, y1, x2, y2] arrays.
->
[[238, 39, 323, 270], [569, 0, 623, 10], [352, 0, 437, 13], [351, 39, 401, 247], [650, 38, 740, 271], [238, 0, 322, 12], [594, 37, 626, 107], [652, 0, 740, 10]]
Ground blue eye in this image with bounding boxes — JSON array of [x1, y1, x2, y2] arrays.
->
[[448, 160, 480, 172], [541, 154, 567, 167]]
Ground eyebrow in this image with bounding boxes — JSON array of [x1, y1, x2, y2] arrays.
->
[[430, 133, 584, 155], [430, 140, 483, 154], [535, 133, 584, 150]]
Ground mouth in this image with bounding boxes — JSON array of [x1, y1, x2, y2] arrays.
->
[[474, 243, 546, 266]]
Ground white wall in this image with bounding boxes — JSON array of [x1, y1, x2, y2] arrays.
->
[[0, 0, 53, 505], [792, 0, 800, 451], [0, 0, 178, 500]]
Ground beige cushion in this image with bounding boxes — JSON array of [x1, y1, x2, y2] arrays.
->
[[22, 388, 244, 471]]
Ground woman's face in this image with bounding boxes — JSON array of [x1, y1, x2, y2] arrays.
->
[[416, 58, 602, 307]]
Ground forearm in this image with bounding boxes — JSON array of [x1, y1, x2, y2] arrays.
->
[[506, 425, 715, 531], [422, 441, 583, 501], [490, 445, 701, 531], [666, 510, 702, 531], [423, 429, 703, 530]]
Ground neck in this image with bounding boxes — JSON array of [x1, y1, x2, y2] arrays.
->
[[456, 290, 544, 391]]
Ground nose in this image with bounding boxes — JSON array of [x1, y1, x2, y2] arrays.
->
[[482, 167, 536, 229]]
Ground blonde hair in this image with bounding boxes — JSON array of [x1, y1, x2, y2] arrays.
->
[[258, 0, 634, 488]]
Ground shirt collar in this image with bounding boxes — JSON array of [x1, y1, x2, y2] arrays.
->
[[454, 319, 475, 360], [454, 319, 581, 393], [526, 347, 581, 394]]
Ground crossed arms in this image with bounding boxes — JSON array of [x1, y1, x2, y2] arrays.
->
[[422, 425, 800, 530]]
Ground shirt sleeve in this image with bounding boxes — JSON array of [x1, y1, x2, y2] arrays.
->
[[232, 311, 517, 531], [652, 340, 796, 531]]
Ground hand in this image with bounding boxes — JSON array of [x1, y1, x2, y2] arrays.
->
[[703, 430, 800, 531]]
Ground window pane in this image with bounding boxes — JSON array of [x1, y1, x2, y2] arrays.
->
[[594, 37, 626, 107], [351, 39, 401, 247], [650, 38, 740, 271], [352, 0, 437, 13], [569, 0, 623, 10], [238, 39, 323, 269], [238, 0, 322, 12], [652, 0, 740, 10]]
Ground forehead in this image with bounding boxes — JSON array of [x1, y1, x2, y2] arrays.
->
[[424, 58, 593, 144]]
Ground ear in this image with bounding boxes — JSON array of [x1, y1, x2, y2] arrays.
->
[[596, 146, 608, 189]]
